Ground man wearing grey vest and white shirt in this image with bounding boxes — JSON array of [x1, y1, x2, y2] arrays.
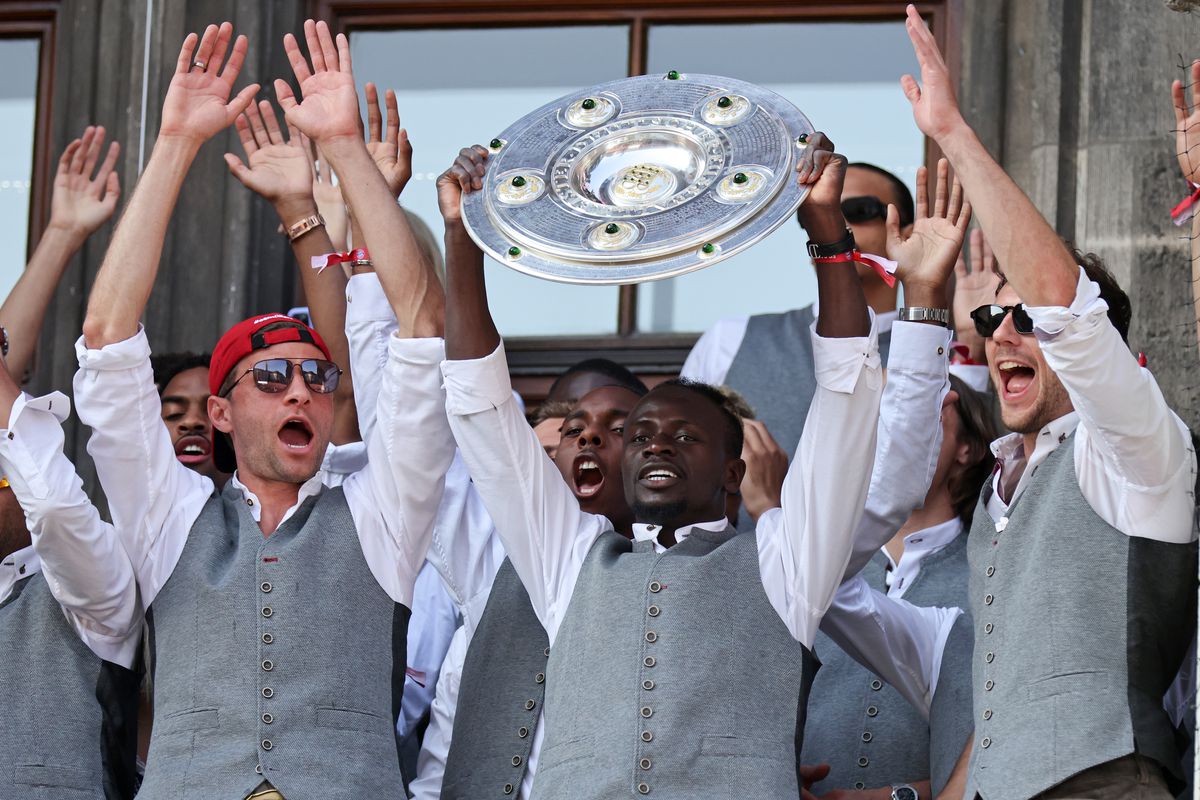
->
[[440, 132, 971, 798], [70, 21, 455, 799], [904, 7, 1197, 799]]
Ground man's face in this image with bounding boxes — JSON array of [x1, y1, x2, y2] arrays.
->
[[622, 386, 744, 528], [985, 283, 1072, 435], [161, 366, 223, 482], [208, 342, 335, 486], [842, 166, 906, 277], [554, 386, 639, 530]]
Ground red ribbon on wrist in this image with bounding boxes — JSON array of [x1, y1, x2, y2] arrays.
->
[[1170, 183, 1200, 226], [810, 249, 899, 288], [311, 247, 369, 274]]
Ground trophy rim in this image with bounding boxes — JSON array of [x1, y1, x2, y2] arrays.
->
[[461, 72, 814, 286]]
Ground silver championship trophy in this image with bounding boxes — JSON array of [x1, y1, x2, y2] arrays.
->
[[461, 71, 816, 285]]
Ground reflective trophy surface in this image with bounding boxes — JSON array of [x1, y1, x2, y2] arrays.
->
[[461, 71, 816, 285]]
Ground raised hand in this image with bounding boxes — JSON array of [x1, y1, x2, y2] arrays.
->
[[224, 100, 313, 206], [739, 420, 789, 522], [437, 145, 488, 225], [900, 4, 966, 143], [954, 228, 1001, 323], [363, 83, 413, 198], [1172, 59, 1200, 184], [309, 143, 348, 251], [48, 126, 121, 240], [885, 158, 972, 294], [160, 22, 258, 145], [276, 20, 360, 145], [795, 131, 850, 243]]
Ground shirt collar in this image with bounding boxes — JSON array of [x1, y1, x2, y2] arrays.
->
[[990, 411, 1080, 465], [633, 517, 732, 551], [900, 517, 963, 553], [0, 544, 39, 605], [228, 471, 326, 526]]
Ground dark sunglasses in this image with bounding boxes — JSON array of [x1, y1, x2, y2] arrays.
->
[[222, 358, 342, 397], [970, 304, 1035, 338], [841, 196, 887, 224]]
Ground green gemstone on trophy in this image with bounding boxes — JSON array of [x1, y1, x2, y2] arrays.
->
[[702, 243, 715, 254], [798, 133, 808, 144], [605, 223, 620, 235], [511, 176, 526, 187], [667, 70, 680, 80], [508, 246, 521, 257], [490, 138, 503, 149], [733, 172, 748, 184], [582, 98, 597, 110], [717, 96, 732, 108]]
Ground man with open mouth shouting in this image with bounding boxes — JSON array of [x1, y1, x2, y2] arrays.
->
[[62, 20, 453, 800], [438, 122, 965, 797]]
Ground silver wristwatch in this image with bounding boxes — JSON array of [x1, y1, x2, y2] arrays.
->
[[897, 306, 949, 326], [891, 784, 919, 800]]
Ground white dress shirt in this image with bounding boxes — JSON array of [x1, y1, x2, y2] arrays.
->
[[72, 323, 456, 611], [410, 624, 469, 800], [0, 392, 142, 667], [882, 517, 963, 596], [982, 267, 1197, 544]]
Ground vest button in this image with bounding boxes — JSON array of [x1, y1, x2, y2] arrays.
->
[[518, 727, 529, 738], [503, 784, 514, 795], [262, 687, 273, 698], [535, 672, 545, 684], [262, 713, 273, 724], [525, 699, 537, 711], [854, 783, 865, 790], [870, 680, 882, 691], [261, 739, 273, 751], [641, 730, 653, 742], [981, 736, 992, 749], [866, 706, 878, 717], [984, 594, 993, 605], [647, 605, 660, 617], [857, 756, 869, 767], [641, 706, 653, 718], [861, 732, 872, 742], [256, 764, 263, 775], [985, 680, 994, 691], [543, 647, 551, 657], [643, 679, 655, 690], [983, 709, 992, 720], [984, 623, 993, 635], [261, 581, 273, 593], [512, 755, 523, 767], [639, 758, 651, 770], [645, 631, 657, 643], [648, 581, 662, 593], [985, 566, 995, 577], [262, 660, 273, 671], [985, 652, 994, 663], [638, 782, 650, 794], [262, 632, 273, 644], [643, 656, 656, 668], [262, 607, 273, 618]]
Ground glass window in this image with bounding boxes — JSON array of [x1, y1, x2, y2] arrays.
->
[[349, 26, 631, 337], [0, 38, 40, 300], [638, 21, 922, 333]]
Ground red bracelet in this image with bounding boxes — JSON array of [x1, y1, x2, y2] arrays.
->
[[1170, 183, 1200, 226], [810, 249, 898, 288], [311, 247, 370, 274]]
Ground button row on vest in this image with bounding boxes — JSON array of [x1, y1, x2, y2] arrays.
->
[[982, 709, 992, 720], [261, 581, 272, 593], [861, 731, 872, 743], [984, 623, 993, 635], [261, 739, 273, 751], [262, 687, 274, 698], [256, 764, 263, 775], [511, 755, 523, 767], [518, 726, 529, 738], [535, 672, 545, 684], [983, 594, 993, 605], [643, 679, 654, 690], [262, 632, 273, 644], [981, 736, 992, 749], [648, 581, 662, 593], [985, 565, 995, 578], [639, 757, 651, 770], [985, 652, 994, 663], [543, 647, 550, 657], [643, 656, 656, 668], [647, 605, 660, 617], [638, 782, 650, 794], [263, 712, 273, 724], [870, 680, 882, 691], [866, 705, 878, 717], [641, 730, 653, 742], [262, 607, 273, 618], [854, 782, 866, 790], [263, 660, 273, 671], [984, 680, 994, 691], [645, 631, 657, 643], [525, 699, 537, 710], [640, 706, 653, 718], [857, 756, 869, 767], [503, 783, 514, 795]]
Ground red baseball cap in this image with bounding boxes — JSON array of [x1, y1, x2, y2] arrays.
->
[[208, 313, 333, 474]]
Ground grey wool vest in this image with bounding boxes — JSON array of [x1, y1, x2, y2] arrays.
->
[[965, 434, 1197, 800], [724, 304, 893, 462], [0, 571, 139, 800], [441, 558, 549, 799], [803, 537, 974, 795], [137, 485, 411, 800], [532, 527, 819, 800]]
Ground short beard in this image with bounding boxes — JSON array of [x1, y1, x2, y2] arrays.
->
[[1001, 372, 1072, 436], [631, 496, 688, 527]]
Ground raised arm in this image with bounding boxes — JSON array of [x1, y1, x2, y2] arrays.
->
[[0, 127, 120, 379], [1173, 59, 1200, 353]]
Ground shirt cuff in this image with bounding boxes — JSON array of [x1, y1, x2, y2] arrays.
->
[[5, 391, 71, 428], [885, 321, 953, 374], [808, 311, 881, 393], [441, 342, 514, 416], [1026, 266, 1106, 338], [388, 335, 446, 365], [346, 273, 394, 325], [75, 326, 151, 370]]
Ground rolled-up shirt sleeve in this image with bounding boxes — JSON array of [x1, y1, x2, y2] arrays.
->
[[0, 392, 142, 667], [757, 316, 884, 648]]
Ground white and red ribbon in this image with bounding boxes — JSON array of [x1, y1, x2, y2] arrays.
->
[[311, 247, 369, 274], [811, 249, 899, 288], [1170, 183, 1200, 226]]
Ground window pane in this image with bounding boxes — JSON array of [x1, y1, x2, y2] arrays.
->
[[0, 38, 39, 300], [350, 27, 630, 337], [639, 22, 922, 334]]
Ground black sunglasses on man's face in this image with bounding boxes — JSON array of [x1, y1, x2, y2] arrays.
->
[[841, 196, 888, 224], [970, 304, 1035, 338]]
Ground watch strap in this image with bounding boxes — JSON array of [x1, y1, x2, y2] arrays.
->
[[898, 306, 950, 326], [806, 228, 856, 258]]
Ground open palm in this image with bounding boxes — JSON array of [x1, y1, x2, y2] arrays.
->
[[1173, 59, 1200, 184], [160, 23, 257, 144], [887, 159, 971, 291], [277, 21, 361, 145]]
